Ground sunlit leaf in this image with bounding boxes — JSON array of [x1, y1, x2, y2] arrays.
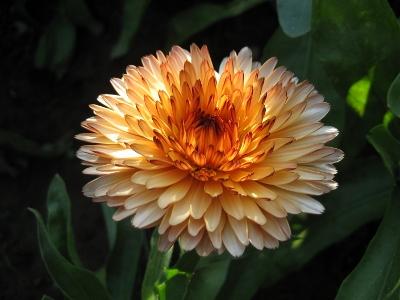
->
[[388, 72, 400, 118], [46, 174, 81, 266], [167, 0, 265, 46], [30, 209, 111, 300], [367, 124, 400, 178], [336, 188, 400, 300], [106, 219, 143, 300], [218, 158, 392, 300], [277, 0, 312, 37], [111, 0, 150, 58], [347, 70, 374, 117], [141, 232, 173, 300]]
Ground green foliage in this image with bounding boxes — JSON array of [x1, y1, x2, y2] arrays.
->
[[31, 0, 400, 299], [30, 208, 111, 300], [167, 0, 265, 46], [142, 232, 173, 300], [156, 252, 231, 300], [35, 16, 76, 76], [34, 0, 101, 76], [106, 219, 143, 300], [388, 73, 400, 118], [218, 158, 391, 300], [336, 188, 400, 300], [368, 125, 400, 178], [111, 0, 150, 58], [46, 175, 81, 266], [277, 0, 312, 37], [101, 205, 118, 250], [347, 71, 374, 117]]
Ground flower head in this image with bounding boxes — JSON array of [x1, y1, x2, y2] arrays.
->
[[77, 45, 343, 257]]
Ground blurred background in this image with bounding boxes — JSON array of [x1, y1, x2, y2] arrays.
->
[[1, 0, 400, 299]]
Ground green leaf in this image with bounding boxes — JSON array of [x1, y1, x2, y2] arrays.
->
[[111, 0, 150, 58], [336, 188, 400, 300], [101, 204, 117, 250], [34, 16, 76, 76], [156, 252, 231, 300], [141, 231, 173, 300], [347, 70, 374, 117], [219, 158, 392, 300], [367, 124, 400, 178], [106, 219, 143, 300], [30, 208, 111, 300], [183, 255, 230, 300], [61, 0, 102, 35], [388, 72, 400, 118], [312, 0, 400, 91], [167, 0, 265, 46], [263, 30, 345, 134], [277, 0, 312, 37], [46, 174, 81, 266], [41, 296, 55, 300]]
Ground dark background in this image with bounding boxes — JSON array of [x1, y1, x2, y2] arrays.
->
[[1, 0, 399, 299]]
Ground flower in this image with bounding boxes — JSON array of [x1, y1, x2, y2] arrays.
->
[[76, 44, 343, 257]]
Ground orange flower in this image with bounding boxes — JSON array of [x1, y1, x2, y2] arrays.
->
[[76, 45, 343, 257]]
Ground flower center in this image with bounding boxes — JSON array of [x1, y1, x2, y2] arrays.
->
[[195, 113, 222, 134], [191, 167, 217, 181]]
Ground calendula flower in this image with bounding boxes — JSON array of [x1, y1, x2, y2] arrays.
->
[[76, 45, 343, 257]]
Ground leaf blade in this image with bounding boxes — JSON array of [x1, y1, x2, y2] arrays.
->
[[388, 72, 400, 118], [30, 208, 111, 300], [141, 232, 173, 300], [336, 188, 400, 300], [167, 0, 265, 45], [46, 174, 81, 266], [106, 219, 143, 300], [277, 0, 312, 37]]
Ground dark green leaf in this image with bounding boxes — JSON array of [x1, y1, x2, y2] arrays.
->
[[41, 296, 55, 300], [277, 0, 312, 37], [336, 188, 400, 300], [34, 16, 76, 76], [263, 30, 345, 134], [388, 72, 400, 118], [157, 252, 231, 300], [141, 231, 173, 300], [101, 204, 117, 250], [159, 269, 191, 300], [111, 0, 150, 58], [367, 124, 400, 178], [46, 174, 81, 266], [312, 0, 400, 91], [30, 209, 111, 300], [219, 158, 392, 300], [184, 255, 230, 300], [62, 0, 102, 35], [106, 219, 143, 300], [167, 0, 265, 46], [0, 129, 72, 158]]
